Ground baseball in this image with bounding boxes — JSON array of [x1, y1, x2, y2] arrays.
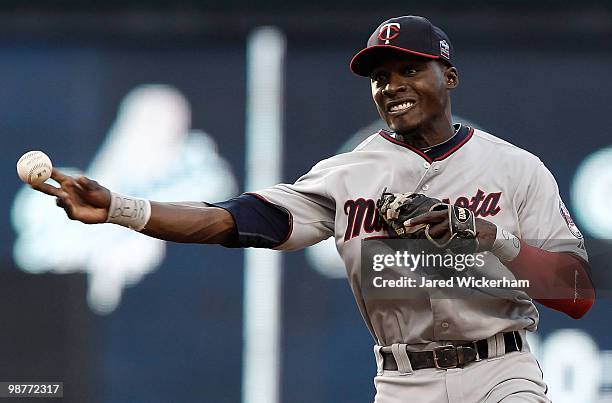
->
[[16, 150, 53, 185]]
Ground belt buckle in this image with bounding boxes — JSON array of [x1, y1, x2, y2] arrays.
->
[[433, 345, 458, 369]]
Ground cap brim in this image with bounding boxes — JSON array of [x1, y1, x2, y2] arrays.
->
[[349, 45, 440, 77]]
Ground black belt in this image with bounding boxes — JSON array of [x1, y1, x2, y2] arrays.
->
[[382, 331, 522, 371]]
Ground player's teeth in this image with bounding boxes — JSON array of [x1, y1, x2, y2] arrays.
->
[[390, 102, 414, 112]]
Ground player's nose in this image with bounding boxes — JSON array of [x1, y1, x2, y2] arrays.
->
[[381, 74, 406, 96]]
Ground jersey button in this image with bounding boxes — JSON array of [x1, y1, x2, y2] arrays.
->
[[423, 161, 431, 169], [421, 184, 430, 191], [441, 322, 449, 329]]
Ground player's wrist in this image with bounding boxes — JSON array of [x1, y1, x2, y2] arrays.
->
[[106, 192, 151, 231], [489, 224, 521, 262]]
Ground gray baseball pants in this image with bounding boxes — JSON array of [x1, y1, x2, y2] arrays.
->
[[373, 332, 550, 403]]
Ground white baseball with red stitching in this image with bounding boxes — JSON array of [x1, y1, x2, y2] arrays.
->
[[16, 150, 53, 185]]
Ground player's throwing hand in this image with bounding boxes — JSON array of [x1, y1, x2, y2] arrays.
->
[[32, 168, 111, 224], [29, 165, 235, 243]]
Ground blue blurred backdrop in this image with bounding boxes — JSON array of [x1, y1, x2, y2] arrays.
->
[[1, 2, 611, 402]]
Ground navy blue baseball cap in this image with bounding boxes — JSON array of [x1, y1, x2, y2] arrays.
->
[[350, 16, 454, 77]]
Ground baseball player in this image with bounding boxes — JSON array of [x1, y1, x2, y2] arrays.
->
[[33, 15, 594, 403]]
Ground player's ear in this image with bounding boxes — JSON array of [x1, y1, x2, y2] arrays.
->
[[444, 66, 459, 89]]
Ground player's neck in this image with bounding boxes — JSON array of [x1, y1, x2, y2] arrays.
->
[[395, 120, 455, 149]]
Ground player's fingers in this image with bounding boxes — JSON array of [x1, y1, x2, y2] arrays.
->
[[31, 182, 67, 198], [75, 176, 100, 192], [405, 210, 446, 227], [427, 221, 451, 238], [55, 192, 74, 216], [62, 178, 80, 192], [74, 177, 89, 194], [56, 195, 78, 219], [50, 168, 71, 183]]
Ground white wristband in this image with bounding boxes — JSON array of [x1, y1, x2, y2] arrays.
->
[[490, 225, 521, 262], [106, 192, 152, 231]]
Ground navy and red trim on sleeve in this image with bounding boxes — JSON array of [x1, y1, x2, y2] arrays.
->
[[211, 193, 291, 248]]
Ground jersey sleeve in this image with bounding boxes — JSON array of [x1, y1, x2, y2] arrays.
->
[[516, 161, 587, 261], [252, 164, 335, 251]]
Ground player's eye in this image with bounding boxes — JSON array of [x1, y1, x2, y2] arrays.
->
[[404, 67, 418, 76], [370, 72, 387, 84]]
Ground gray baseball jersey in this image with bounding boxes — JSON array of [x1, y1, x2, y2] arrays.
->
[[254, 124, 586, 346]]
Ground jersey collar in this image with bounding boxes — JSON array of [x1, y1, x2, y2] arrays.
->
[[378, 123, 474, 163]]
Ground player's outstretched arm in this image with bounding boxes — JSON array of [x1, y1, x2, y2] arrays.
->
[[32, 168, 236, 244], [143, 202, 236, 244]]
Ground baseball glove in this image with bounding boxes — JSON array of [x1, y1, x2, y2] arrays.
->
[[376, 188, 479, 254]]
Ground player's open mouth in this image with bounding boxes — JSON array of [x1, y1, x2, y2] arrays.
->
[[386, 99, 416, 114]]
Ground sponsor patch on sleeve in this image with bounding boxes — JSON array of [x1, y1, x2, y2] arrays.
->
[[559, 200, 583, 239]]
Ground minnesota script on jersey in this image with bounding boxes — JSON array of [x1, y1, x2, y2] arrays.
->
[[254, 124, 587, 346]]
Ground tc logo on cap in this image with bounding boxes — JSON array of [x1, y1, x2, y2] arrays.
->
[[440, 40, 450, 59], [378, 23, 401, 44]]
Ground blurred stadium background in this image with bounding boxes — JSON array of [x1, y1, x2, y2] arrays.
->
[[1, 1, 611, 402]]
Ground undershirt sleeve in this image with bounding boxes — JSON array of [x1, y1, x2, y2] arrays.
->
[[211, 193, 291, 248]]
